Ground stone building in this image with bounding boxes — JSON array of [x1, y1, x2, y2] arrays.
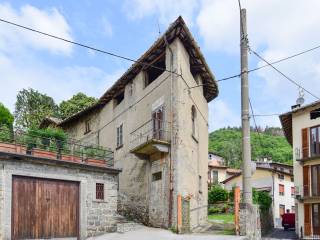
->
[[280, 101, 320, 238], [0, 131, 120, 239], [54, 17, 219, 231]]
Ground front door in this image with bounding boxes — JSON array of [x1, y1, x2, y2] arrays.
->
[[12, 176, 79, 239], [313, 203, 320, 235]]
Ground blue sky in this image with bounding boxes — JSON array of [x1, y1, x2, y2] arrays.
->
[[1, 0, 320, 132]]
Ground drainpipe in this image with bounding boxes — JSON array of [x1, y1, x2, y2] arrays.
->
[[164, 34, 174, 227]]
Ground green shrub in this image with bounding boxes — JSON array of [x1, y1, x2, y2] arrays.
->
[[208, 185, 228, 204], [0, 124, 12, 142], [208, 207, 221, 214], [253, 189, 272, 211]]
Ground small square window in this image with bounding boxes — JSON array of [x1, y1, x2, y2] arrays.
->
[[96, 183, 104, 200], [152, 172, 162, 181], [278, 174, 284, 180]]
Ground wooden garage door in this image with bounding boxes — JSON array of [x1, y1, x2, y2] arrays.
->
[[12, 176, 79, 239]]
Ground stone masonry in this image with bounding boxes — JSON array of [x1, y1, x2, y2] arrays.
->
[[0, 153, 120, 239]]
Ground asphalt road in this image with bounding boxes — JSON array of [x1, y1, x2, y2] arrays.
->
[[263, 228, 297, 240]]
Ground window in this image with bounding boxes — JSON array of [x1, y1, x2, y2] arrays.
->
[[279, 204, 285, 216], [199, 175, 202, 194], [291, 187, 295, 197], [278, 174, 284, 180], [116, 124, 123, 148], [144, 54, 165, 88], [128, 82, 134, 96], [291, 176, 294, 182], [152, 107, 164, 140], [191, 105, 197, 137], [212, 170, 218, 184], [279, 184, 285, 196], [311, 165, 320, 196], [310, 126, 320, 157], [311, 108, 320, 120], [152, 172, 162, 181], [84, 120, 91, 134], [96, 183, 104, 200], [114, 91, 124, 107]]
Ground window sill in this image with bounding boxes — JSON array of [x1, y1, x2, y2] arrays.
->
[[192, 135, 199, 143], [84, 130, 91, 135], [116, 144, 123, 150], [93, 199, 107, 203]]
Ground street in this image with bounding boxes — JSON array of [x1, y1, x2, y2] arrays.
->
[[90, 226, 247, 240], [263, 228, 297, 240]]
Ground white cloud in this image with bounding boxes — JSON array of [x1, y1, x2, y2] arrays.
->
[[209, 99, 240, 131], [0, 51, 124, 112], [123, 0, 198, 26], [0, 3, 124, 113], [0, 3, 73, 55], [198, 0, 320, 120]]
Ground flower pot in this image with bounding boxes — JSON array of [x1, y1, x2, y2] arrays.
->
[[0, 142, 17, 153], [61, 154, 82, 163], [86, 158, 106, 167], [32, 148, 57, 159]]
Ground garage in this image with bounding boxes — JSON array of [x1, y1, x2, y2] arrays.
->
[[12, 176, 79, 239]]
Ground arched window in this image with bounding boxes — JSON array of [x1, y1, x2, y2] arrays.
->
[[191, 105, 196, 136]]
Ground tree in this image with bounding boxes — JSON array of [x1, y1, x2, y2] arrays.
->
[[0, 102, 14, 128], [59, 92, 97, 119], [14, 88, 58, 129]]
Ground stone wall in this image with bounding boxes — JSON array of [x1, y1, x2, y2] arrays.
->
[[0, 156, 119, 239], [239, 203, 261, 240]]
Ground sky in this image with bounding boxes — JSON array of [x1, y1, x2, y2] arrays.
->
[[1, 0, 320, 132]]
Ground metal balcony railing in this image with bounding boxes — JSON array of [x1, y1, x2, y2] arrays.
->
[[295, 185, 320, 200], [130, 118, 171, 151], [0, 127, 114, 167]]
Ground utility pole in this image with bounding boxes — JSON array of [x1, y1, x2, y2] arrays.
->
[[240, 8, 252, 204]]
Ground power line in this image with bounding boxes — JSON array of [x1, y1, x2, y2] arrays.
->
[[0, 18, 179, 76], [249, 48, 320, 100]]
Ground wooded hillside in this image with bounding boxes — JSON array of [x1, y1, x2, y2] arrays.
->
[[209, 127, 292, 168]]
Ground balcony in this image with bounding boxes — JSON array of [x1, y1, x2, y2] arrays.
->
[[295, 147, 320, 163], [130, 118, 170, 156], [0, 127, 114, 167], [295, 185, 320, 202]]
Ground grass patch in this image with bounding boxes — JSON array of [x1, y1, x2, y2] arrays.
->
[[208, 213, 234, 224]]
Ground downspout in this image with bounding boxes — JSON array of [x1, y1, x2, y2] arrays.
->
[[164, 34, 174, 227]]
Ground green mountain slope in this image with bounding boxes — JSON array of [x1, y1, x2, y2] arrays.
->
[[208, 127, 293, 168]]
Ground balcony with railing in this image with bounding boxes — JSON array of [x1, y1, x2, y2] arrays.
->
[[0, 127, 114, 167], [130, 118, 170, 156], [295, 185, 320, 201]]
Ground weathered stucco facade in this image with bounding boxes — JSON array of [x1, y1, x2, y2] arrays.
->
[[0, 152, 120, 239], [280, 101, 320, 238], [58, 17, 218, 231]]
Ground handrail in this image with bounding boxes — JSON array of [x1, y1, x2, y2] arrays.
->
[[0, 127, 114, 166]]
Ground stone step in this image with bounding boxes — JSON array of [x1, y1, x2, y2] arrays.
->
[[116, 222, 142, 233]]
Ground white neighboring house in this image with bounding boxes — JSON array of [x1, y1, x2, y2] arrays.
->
[[222, 161, 295, 228], [207, 153, 241, 187]]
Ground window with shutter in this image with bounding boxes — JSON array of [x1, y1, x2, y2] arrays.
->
[[152, 107, 164, 140], [279, 184, 285, 196], [116, 124, 123, 148], [302, 128, 309, 158], [96, 183, 104, 200], [303, 165, 310, 197]]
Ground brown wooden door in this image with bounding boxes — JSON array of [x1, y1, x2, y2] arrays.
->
[[12, 176, 79, 239], [305, 203, 311, 237]]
